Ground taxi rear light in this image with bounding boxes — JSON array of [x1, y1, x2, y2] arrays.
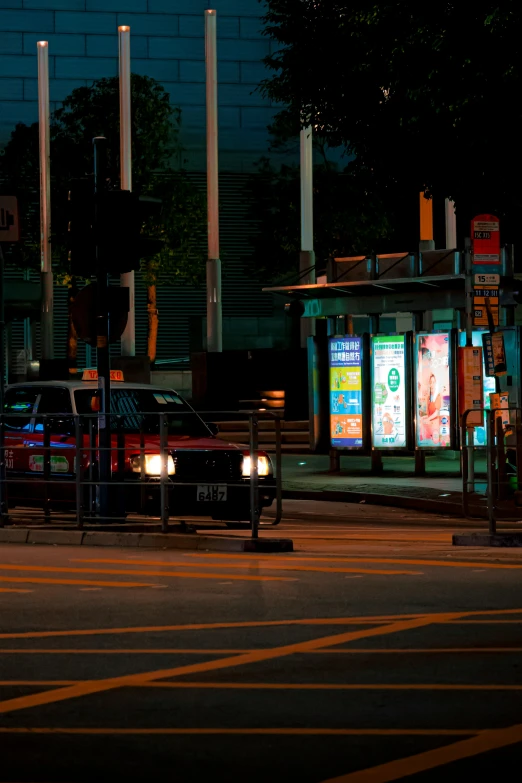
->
[[130, 454, 175, 476]]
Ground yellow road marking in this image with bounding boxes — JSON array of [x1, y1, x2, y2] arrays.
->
[[0, 613, 465, 716], [1, 646, 520, 656], [2, 606, 522, 641], [4, 681, 520, 692], [311, 647, 522, 654], [0, 681, 76, 686], [448, 619, 522, 624], [0, 576, 155, 589], [0, 649, 255, 655], [71, 558, 420, 577], [0, 727, 479, 737], [0, 563, 293, 583], [0, 588, 32, 593], [0, 615, 421, 641], [142, 682, 522, 692], [184, 553, 522, 571], [322, 721, 522, 782]]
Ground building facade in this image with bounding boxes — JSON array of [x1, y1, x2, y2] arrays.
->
[[0, 0, 288, 368]]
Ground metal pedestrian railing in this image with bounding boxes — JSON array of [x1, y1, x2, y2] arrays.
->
[[462, 406, 522, 530], [0, 410, 283, 538]]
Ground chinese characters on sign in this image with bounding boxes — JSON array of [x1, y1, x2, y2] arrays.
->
[[471, 214, 500, 264], [415, 333, 451, 449], [371, 335, 407, 448], [458, 332, 496, 446], [457, 346, 484, 428], [329, 337, 363, 448]]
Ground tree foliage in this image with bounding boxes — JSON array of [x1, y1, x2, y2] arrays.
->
[[0, 75, 205, 284], [247, 154, 393, 281], [261, 1, 521, 236]]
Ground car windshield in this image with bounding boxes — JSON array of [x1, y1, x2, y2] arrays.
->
[[74, 388, 211, 438]]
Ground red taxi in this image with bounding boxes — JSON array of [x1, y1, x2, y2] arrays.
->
[[2, 371, 276, 521]]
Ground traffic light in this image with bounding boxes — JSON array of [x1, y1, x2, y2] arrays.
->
[[67, 180, 96, 277], [97, 192, 164, 274], [66, 184, 164, 277], [70, 283, 130, 344]]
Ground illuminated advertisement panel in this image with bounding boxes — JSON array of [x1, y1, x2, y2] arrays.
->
[[415, 333, 451, 448], [329, 336, 363, 448], [458, 331, 496, 445], [371, 335, 407, 448]]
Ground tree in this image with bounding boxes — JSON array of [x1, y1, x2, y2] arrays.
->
[[0, 75, 205, 364], [247, 153, 393, 281], [261, 1, 522, 239]]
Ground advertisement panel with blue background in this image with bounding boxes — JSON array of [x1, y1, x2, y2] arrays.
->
[[415, 333, 451, 448], [371, 335, 407, 448], [458, 331, 496, 445], [329, 337, 363, 448]]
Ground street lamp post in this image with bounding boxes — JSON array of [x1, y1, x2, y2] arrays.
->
[[300, 125, 315, 347], [37, 41, 53, 363], [205, 9, 222, 353], [118, 25, 135, 357]]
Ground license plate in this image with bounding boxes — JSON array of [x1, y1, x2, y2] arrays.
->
[[197, 485, 227, 502]]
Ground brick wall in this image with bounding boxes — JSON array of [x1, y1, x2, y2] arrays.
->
[[0, 0, 278, 172]]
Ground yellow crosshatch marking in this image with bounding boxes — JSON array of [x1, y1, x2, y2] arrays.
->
[[1, 606, 521, 780]]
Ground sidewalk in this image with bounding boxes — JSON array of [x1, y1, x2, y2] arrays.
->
[[280, 452, 487, 516]]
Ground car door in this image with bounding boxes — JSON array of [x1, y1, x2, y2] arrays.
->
[[30, 387, 76, 506], [2, 386, 40, 504]]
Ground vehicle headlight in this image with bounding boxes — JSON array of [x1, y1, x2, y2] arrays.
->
[[242, 454, 271, 477], [131, 454, 175, 476]]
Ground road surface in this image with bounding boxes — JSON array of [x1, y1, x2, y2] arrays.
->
[[1, 501, 522, 782]]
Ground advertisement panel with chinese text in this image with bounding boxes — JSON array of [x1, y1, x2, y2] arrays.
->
[[371, 335, 408, 449], [458, 331, 496, 445], [329, 337, 364, 448], [415, 333, 452, 449]]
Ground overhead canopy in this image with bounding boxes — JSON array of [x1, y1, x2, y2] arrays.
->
[[263, 274, 471, 317]]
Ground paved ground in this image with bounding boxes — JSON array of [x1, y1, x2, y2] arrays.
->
[[281, 453, 488, 510], [1, 502, 522, 782]]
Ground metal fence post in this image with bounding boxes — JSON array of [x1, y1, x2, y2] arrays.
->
[[486, 410, 496, 535], [274, 415, 282, 525], [43, 416, 51, 523], [249, 412, 259, 539], [75, 414, 83, 529], [88, 417, 96, 516], [461, 412, 469, 517], [160, 412, 169, 534], [0, 415, 6, 526]]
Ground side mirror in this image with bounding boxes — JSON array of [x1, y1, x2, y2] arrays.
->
[[206, 422, 219, 436]]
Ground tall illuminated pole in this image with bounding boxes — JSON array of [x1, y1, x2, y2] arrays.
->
[[37, 41, 53, 361], [300, 125, 315, 346], [445, 197, 457, 249], [205, 9, 222, 353], [119, 25, 135, 356]]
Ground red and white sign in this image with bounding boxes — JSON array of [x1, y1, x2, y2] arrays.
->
[[82, 369, 124, 382], [471, 214, 500, 264]]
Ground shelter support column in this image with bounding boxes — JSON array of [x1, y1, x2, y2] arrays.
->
[[413, 310, 426, 476]]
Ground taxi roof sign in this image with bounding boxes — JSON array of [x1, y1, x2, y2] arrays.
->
[[82, 369, 124, 382]]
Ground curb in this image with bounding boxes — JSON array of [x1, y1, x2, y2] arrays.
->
[[453, 533, 522, 548], [0, 528, 293, 553], [282, 488, 469, 517]]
